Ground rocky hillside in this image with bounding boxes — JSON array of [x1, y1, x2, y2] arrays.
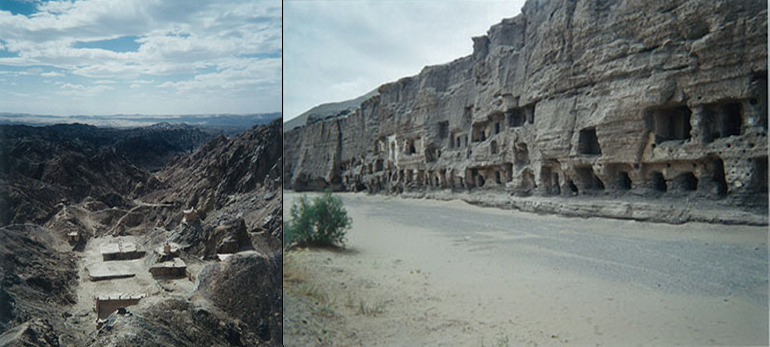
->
[[0, 123, 214, 226], [146, 118, 284, 256], [0, 120, 283, 346], [0, 225, 82, 345], [284, 0, 768, 224]]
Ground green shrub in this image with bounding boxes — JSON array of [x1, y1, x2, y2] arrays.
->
[[286, 191, 352, 248]]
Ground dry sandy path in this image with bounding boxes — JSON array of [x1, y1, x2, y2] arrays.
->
[[283, 191, 768, 346]]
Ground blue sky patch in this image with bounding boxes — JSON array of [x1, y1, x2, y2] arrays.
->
[[0, 49, 19, 58], [73, 36, 142, 53], [0, 0, 38, 16]]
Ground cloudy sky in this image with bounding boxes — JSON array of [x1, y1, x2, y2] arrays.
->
[[283, 0, 524, 121], [0, 0, 281, 116]]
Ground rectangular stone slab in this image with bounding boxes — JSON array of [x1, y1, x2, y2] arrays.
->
[[86, 262, 135, 281]]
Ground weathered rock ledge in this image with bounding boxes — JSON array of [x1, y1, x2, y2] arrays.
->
[[399, 190, 768, 225], [284, 0, 768, 225]]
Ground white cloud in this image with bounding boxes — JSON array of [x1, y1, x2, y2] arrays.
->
[[41, 71, 64, 77], [158, 58, 280, 92], [0, 0, 281, 115], [283, 1, 523, 119], [60, 82, 85, 90], [56, 82, 115, 96], [130, 84, 141, 88]]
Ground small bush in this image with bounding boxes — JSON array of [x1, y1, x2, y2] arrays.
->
[[286, 191, 352, 248]]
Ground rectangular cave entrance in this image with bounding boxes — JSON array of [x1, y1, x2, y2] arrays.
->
[[578, 127, 601, 155], [650, 105, 692, 144], [575, 166, 604, 191], [541, 165, 561, 195], [472, 122, 488, 142], [507, 108, 525, 127], [702, 101, 742, 143], [617, 171, 632, 190], [470, 168, 485, 187], [650, 171, 667, 192], [671, 172, 698, 192], [438, 121, 449, 139]]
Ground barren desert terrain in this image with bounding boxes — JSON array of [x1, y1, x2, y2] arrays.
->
[[283, 191, 768, 346]]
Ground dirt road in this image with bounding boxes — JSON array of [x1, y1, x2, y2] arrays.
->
[[283, 192, 768, 346]]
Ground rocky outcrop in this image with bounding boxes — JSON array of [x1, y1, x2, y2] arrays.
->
[[0, 319, 61, 347], [0, 225, 78, 340], [285, 0, 768, 223], [86, 297, 266, 347], [192, 252, 282, 345], [152, 119, 282, 220]]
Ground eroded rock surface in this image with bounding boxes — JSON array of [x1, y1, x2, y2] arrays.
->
[[284, 0, 768, 223]]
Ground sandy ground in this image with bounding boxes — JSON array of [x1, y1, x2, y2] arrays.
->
[[283, 191, 768, 346]]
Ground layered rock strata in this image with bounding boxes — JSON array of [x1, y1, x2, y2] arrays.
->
[[284, 0, 768, 222]]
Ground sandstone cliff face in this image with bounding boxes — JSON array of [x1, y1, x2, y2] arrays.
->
[[285, 0, 768, 219]]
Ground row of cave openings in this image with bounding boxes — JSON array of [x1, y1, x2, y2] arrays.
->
[[443, 103, 536, 151], [648, 74, 767, 146], [441, 156, 768, 200], [562, 97, 766, 158], [370, 103, 539, 165], [537, 157, 768, 200], [343, 153, 767, 201]]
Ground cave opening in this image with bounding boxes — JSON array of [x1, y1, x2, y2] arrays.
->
[[526, 103, 536, 124], [651, 172, 667, 192], [472, 123, 488, 142], [508, 108, 525, 127], [721, 103, 742, 137], [675, 172, 698, 191], [578, 127, 601, 155], [711, 158, 728, 197], [552, 173, 561, 195], [617, 171, 632, 190], [438, 121, 449, 139], [651, 105, 692, 144], [567, 179, 579, 194], [703, 102, 743, 143], [476, 174, 485, 187], [576, 166, 604, 191]]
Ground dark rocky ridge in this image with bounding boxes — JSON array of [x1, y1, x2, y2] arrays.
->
[[0, 123, 212, 226], [284, 0, 768, 225]]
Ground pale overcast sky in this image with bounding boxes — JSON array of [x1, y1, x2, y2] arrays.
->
[[0, 0, 281, 116], [283, 0, 525, 121]]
